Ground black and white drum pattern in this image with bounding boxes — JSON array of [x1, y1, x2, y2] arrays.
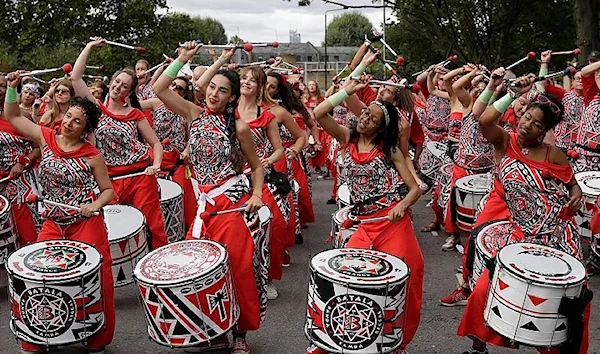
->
[[158, 179, 185, 243], [7, 240, 104, 345], [0, 195, 17, 285], [306, 248, 409, 354], [246, 206, 271, 322]]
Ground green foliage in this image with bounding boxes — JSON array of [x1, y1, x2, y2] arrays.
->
[[326, 12, 374, 46]]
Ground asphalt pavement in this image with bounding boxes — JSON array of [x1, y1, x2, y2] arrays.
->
[[0, 176, 598, 354]]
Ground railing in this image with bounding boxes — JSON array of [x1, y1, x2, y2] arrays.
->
[[298, 62, 348, 72]]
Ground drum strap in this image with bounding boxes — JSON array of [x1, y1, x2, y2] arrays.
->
[[558, 286, 593, 354], [190, 174, 247, 239]]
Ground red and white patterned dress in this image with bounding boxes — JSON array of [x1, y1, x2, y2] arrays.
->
[[545, 85, 584, 151], [574, 94, 600, 172]]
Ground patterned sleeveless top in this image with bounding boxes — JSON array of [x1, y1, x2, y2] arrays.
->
[[94, 103, 150, 170], [343, 141, 404, 215], [39, 128, 99, 222], [189, 111, 244, 186], [423, 95, 450, 141], [0, 121, 35, 203], [455, 113, 495, 171], [137, 81, 156, 101], [245, 107, 276, 160], [554, 91, 583, 149], [153, 104, 187, 153], [280, 114, 307, 148], [575, 95, 600, 157]]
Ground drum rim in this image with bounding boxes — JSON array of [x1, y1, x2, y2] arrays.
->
[[497, 243, 587, 287], [134, 256, 229, 288], [133, 240, 228, 286], [455, 174, 493, 192], [158, 179, 184, 201], [309, 248, 410, 286], [575, 171, 600, 196], [7, 240, 103, 283], [103, 204, 147, 243], [476, 221, 511, 259]]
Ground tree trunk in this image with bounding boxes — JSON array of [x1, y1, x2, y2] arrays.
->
[[574, 0, 600, 63]]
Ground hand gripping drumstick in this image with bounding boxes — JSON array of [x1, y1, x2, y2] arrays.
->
[[551, 48, 581, 56], [365, 43, 398, 76], [341, 215, 390, 229], [508, 66, 577, 88], [367, 79, 421, 93], [505, 51, 537, 70], [177, 40, 254, 52], [412, 55, 458, 76], [200, 205, 248, 221], [90, 37, 146, 54], [26, 194, 99, 216], [18, 63, 73, 77], [140, 61, 169, 76]]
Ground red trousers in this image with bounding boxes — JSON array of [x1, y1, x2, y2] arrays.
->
[[274, 156, 314, 226], [345, 206, 424, 349], [458, 269, 591, 354], [111, 174, 168, 250], [262, 185, 290, 282], [185, 192, 261, 332], [329, 149, 338, 200], [311, 128, 330, 168], [12, 202, 37, 246], [21, 216, 115, 352]]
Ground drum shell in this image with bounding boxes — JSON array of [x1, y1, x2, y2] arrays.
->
[[158, 179, 185, 243], [470, 221, 513, 290], [336, 184, 350, 209], [305, 248, 409, 353], [420, 142, 447, 180], [134, 251, 239, 347], [575, 171, 600, 238], [455, 174, 492, 233], [436, 163, 454, 209], [104, 205, 149, 287], [484, 244, 586, 347], [332, 206, 357, 249]]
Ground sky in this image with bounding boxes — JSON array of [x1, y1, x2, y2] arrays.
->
[[164, 0, 394, 45]]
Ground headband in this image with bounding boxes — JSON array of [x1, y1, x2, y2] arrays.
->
[[372, 101, 390, 127], [22, 84, 40, 97]]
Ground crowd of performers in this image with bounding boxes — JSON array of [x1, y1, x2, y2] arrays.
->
[[0, 31, 597, 354]]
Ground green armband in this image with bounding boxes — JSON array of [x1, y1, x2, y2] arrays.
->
[[488, 94, 497, 105], [327, 89, 349, 107], [492, 93, 514, 114], [477, 88, 494, 105], [539, 66, 548, 77], [6, 87, 18, 104], [349, 63, 367, 78], [165, 59, 185, 79]]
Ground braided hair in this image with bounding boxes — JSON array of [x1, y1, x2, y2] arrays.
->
[[216, 69, 240, 140]]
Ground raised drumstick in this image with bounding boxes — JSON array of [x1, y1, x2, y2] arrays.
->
[[86, 65, 104, 71], [177, 40, 253, 52], [19, 63, 72, 77], [551, 48, 581, 56], [237, 58, 276, 68], [111, 170, 159, 181], [505, 51, 537, 70], [249, 41, 279, 48], [412, 55, 458, 76], [26, 194, 99, 215], [367, 79, 421, 93], [90, 37, 146, 54]]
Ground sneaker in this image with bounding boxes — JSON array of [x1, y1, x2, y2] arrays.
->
[[306, 345, 329, 354], [282, 251, 291, 267], [441, 235, 460, 252], [461, 346, 488, 354], [266, 283, 278, 300], [326, 198, 336, 205], [184, 335, 230, 352], [231, 337, 250, 354], [296, 233, 304, 244], [440, 287, 471, 307]]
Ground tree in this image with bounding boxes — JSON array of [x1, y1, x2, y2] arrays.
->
[[229, 35, 245, 45], [574, 0, 600, 60], [326, 12, 373, 47]]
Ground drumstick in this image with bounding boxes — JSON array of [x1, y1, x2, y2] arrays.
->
[[505, 51, 537, 70], [367, 79, 421, 93], [18, 63, 73, 77], [26, 194, 99, 216], [140, 61, 168, 76], [412, 55, 458, 77], [177, 40, 254, 52], [86, 65, 104, 71], [0, 176, 11, 183], [111, 170, 159, 181], [508, 66, 577, 88], [335, 62, 351, 77], [90, 37, 146, 54], [551, 48, 581, 56], [341, 216, 390, 229], [200, 205, 248, 221], [249, 41, 279, 48], [366, 43, 398, 76], [237, 58, 275, 68]]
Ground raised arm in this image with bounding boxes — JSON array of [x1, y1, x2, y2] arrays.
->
[[71, 38, 105, 103], [429, 67, 449, 99], [271, 105, 306, 159], [473, 67, 505, 119], [196, 48, 236, 92], [153, 41, 204, 122], [452, 64, 481, 108], [4, 72, 43, 145]]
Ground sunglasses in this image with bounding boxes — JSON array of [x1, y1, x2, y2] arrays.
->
[[55, 88, 71, 94], [535, 95, 561, 116], [171, 82, 185, 91]]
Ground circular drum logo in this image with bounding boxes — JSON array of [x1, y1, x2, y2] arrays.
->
[[329, 253, 392, 278], [323, 294, 384, 350], [20, 287, 76, 338], [24, 246, 86, 273]]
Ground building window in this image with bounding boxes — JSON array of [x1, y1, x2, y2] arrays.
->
[[307, 55, 313, 62], [334, 55, 340, 61], [296, 55, 302, 62]]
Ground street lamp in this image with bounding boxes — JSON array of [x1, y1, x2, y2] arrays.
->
[[324, 7, 348, 84]]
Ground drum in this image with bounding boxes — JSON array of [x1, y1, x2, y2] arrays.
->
[[484, 243, 586, 347], [335, 152, 346, 186], [575, 171, 600, 238], [104, 204, 149, 287], [7, 240, 104, 345], [332, 206, 357, 248], [0, 195, 18, 284], [134, 240, 239, 347], [420, 141, 448, 180], [305, 248, 410, 353], [470, 221, 515, 289], [336, 184, 351, 209], [436, 163, 454, 209], [454, 173, 493, 233], [158, 179, 185, 243]]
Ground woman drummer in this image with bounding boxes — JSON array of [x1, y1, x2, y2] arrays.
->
[[38, 79, 74, 131], [457, 71, 590, 354], [70, 38, 168, 250], [5, 71, 116, 354], [153, 41, 264, 354], [306, 74, 424, 354]]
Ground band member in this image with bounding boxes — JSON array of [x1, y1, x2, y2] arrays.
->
[[5, 72, 116, 354]]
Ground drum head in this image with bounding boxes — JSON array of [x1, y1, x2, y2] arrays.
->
[[334, 206, 353, 225], [575, 171, 600, 198], [337, 184, 350, 205], [426, 141, 448, 158], [158, 179, 183, 201], [476, 221, 513, 258], [311, 248, 409, 286], [455, 173, 493, 193], [134, 240, 226, 286], [7, 240, 102, 282], [498, 243, 586, 287], [103, 205, 146, 243], [0, 195, 9, 215]]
